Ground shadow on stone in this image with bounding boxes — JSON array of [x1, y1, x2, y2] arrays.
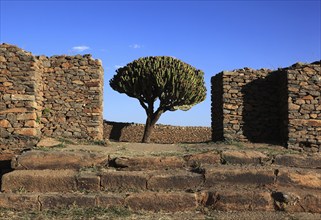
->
[[241, 70, 288, 145]]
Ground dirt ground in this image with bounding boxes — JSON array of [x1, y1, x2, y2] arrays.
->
[[1, 208, 321, 220]]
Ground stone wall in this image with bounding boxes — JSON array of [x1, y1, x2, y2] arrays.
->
[[0, 44, 40, 150], [0, 44, 104, 150], [287, 62, 321, 152], [104, 121, 211, 144], [39, 55, 103, 140], [211, 61, 321, 152], [211, 68, 287, 144]]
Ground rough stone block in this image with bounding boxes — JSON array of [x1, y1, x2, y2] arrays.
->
[[100, 171, 148, 191], [16, 113, 37, 121], [14, 128, 38, 136], [40, 193, 96, 209], [77, 173, 100, 192], [272, 189, 321, 213], [0, 108, 28, 114], [274, 154, 321, 169], [113, 156, 186, 170], [12, 151, 109, 170], [185, 151, 221, 165], [205, 166, 275, 187], [0, 119, 11, 128], [11, 94, 35, 101], [0, 193, 39, 210], [148, 171, 203, 191], [214, 190, 273, 211], [277, 168, 321, 189], [125, 192, 197, 212], [96, 193, 125, 208], [1, 170, 77, 193], [222, 150, 268, 165]]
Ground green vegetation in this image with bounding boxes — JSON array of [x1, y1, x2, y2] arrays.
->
[[58, 138, 75, 145], [42, 108, 51, 115], [222, 139, 246, 149], [110, 56, 206, 143], [179, 144, 212, 154]]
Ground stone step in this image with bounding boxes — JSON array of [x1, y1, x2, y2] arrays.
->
[[274, 153, 321, 169], [0, 187, 320, 213], [10, 149, 321, 172], [11, 150, 109, 170], [2, 165, 321, 193]]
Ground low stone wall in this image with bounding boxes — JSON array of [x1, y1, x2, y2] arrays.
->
[[287, 62, 321, 152], [0, 43, 104, 151], [104, 121, 211, 144]]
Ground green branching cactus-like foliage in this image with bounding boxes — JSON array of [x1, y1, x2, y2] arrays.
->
[[110, 56, 206, 143]]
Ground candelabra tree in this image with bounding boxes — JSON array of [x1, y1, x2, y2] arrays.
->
[[110, 56, 206, 143]]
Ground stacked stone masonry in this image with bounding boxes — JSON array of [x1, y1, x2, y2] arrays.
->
[[212, 61, 321, 152], [104, 121, 211, 144], [0, 44, 103, 150], [287, 62, 321, 152]]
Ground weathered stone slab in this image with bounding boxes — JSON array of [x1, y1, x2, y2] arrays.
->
[[36, 137, 61, 148], [14, 128, 37, 136], [112, 156, 186, 170], [100, 171, 148, 191], [0, 193, 39, 210], [213, 190, 273, 211], [274, 154, 321, 169], [222, 150, 268, 165], [148, 171, 203, 191], [125, 192, 197, 212], [11, 94, 35, 101], [277, 168, 321, 189], [1, 170, 77, 192], [40, 193, 96, 209], [77, 173, 100, 192], [12, 151, 108, 170], [185, 151, 221, 165], [205, 166, 275, 186], [0, 119, 11, 128], [272, 188, 321, 213], [96, 193, 125, 208]]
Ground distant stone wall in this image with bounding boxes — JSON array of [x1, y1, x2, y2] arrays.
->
[[287, 62, 321, 152], [0, 44, 104, 150], [211, 61, 321, 152], [104, 121, 211, 144]]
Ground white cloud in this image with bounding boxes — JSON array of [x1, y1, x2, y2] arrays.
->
[[114, 65, 124, 69], [129, 44, 142, 49], [72, 46, 90, 52]]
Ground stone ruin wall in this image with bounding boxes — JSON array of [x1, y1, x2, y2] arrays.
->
[[0, 44, 103, 151], [104, 121, 211, 144], [39, 55, 103, 140], [212, 61, 321, 152], [287, 62, 321, 152], [0, 44, 40, 151]]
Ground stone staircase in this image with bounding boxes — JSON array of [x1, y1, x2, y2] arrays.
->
[[0, 142, 321, 215]]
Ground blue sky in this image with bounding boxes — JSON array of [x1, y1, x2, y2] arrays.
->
[[1, 0, 320, 126]]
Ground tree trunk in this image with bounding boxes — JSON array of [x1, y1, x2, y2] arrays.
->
[[141, 109, 163, 143], [142, 116, 154, 143]]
